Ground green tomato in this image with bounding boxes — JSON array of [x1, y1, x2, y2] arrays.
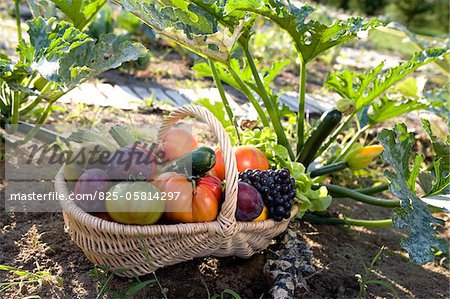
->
[[106, 182, 165, 225]]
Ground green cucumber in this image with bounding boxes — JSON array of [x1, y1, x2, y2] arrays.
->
[[298, 109, 342, 167], [159, 146, 216, 176]]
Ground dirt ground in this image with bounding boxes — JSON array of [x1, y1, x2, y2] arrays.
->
[[1, 106, 449, 299]]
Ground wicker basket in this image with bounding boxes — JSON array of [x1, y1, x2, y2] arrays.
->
[[55, 105, 297, 277]]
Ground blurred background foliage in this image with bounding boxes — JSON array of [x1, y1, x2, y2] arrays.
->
[[312, 0, 449, 36]]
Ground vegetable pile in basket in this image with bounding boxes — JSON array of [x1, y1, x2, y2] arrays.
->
[[64, 125, 297, 225], [108, 0, 449, 265]]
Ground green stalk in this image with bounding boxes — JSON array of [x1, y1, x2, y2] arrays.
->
[[296, 60, 307, 155], [11, 91, 19, 126], [333, 124, 370, 163], [303, 213, 393, 227], [315, 112, 355, 158], [228, 67, 270, 127], [16, 102, 53, 145], [243, 47, 295, 161], [20, 97, 43, 115], [14, 0, 22, 43], [326, 184, 400, 207], [310, 161, 348, 178], [357, 184, 389, 195], [208, 60, 240, 141]]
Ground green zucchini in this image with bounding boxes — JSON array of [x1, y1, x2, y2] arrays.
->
[[159, 146, 216, 176], [298, 109, 342, 167], [309, 161, 348, 178]]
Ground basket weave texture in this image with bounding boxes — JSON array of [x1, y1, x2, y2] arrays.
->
[[55, 105, 297, 277]]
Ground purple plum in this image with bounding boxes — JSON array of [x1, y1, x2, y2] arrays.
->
[[236, 182, 264, 221], [74, 168, 111, 212]]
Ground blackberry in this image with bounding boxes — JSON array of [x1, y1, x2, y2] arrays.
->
[[238, 168, 296, 222]]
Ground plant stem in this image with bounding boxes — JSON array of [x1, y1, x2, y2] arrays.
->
[[228, 66, 270, 127], [243, 47, 295, 161], [303, 213, 393, 227], [208, 60, 240, 141], [357, 184, 389, 195], [20, 97, 43, 115], [310, 161, 348, 178], [14, 0, 22, 43], [16, 102, 53, 145], [333, 124, 370, 163], [326, 184, 400, 207], [11, 91, 19, 131], [296, 59, 307, 156]]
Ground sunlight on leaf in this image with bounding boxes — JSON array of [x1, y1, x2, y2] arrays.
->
[[224, 0, 380, 62], [326, 48, 449, 110], [51, 0, 107, 30]]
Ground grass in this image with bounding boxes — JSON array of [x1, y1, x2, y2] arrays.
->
[[90, 265, 157, 299], [0, 262, 63, 296], [355, 246, 398, 299]]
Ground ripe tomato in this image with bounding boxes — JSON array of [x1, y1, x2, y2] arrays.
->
[[153, 172, 222, 223], [213, 146, 269, 180], [198, 175, 223, 200], [159, 128, 198, 161]]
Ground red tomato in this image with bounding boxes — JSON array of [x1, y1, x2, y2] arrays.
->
[[159, 129, 198, 161], [213, 146, 269, 180], [154, 172, 222, 223], [199, 175, 223, 201]]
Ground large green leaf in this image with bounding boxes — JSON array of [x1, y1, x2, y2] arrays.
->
[[326, 48, 449, 110], [224, 0, 380, 63], [2, 17, 146, 103], [113, 0, 247, 64], [51, 0, 107, 30], [23, 17, 147, 95], [418, 120, 450, 211], [193, 58, 290, 91], [368, 96, 428, 125], [422, 119, 450, 173], [188, 0, 254, 42], [378, 124, 448, 264]]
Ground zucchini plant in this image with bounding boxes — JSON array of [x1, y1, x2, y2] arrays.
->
[[0, 4, 146, 142], [110, 0, 450, 264]]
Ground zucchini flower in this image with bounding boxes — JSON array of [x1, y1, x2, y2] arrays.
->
[[346, 145, 384, 170]]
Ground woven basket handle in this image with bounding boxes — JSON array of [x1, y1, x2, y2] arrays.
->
[[158, 105, 238, 229]]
